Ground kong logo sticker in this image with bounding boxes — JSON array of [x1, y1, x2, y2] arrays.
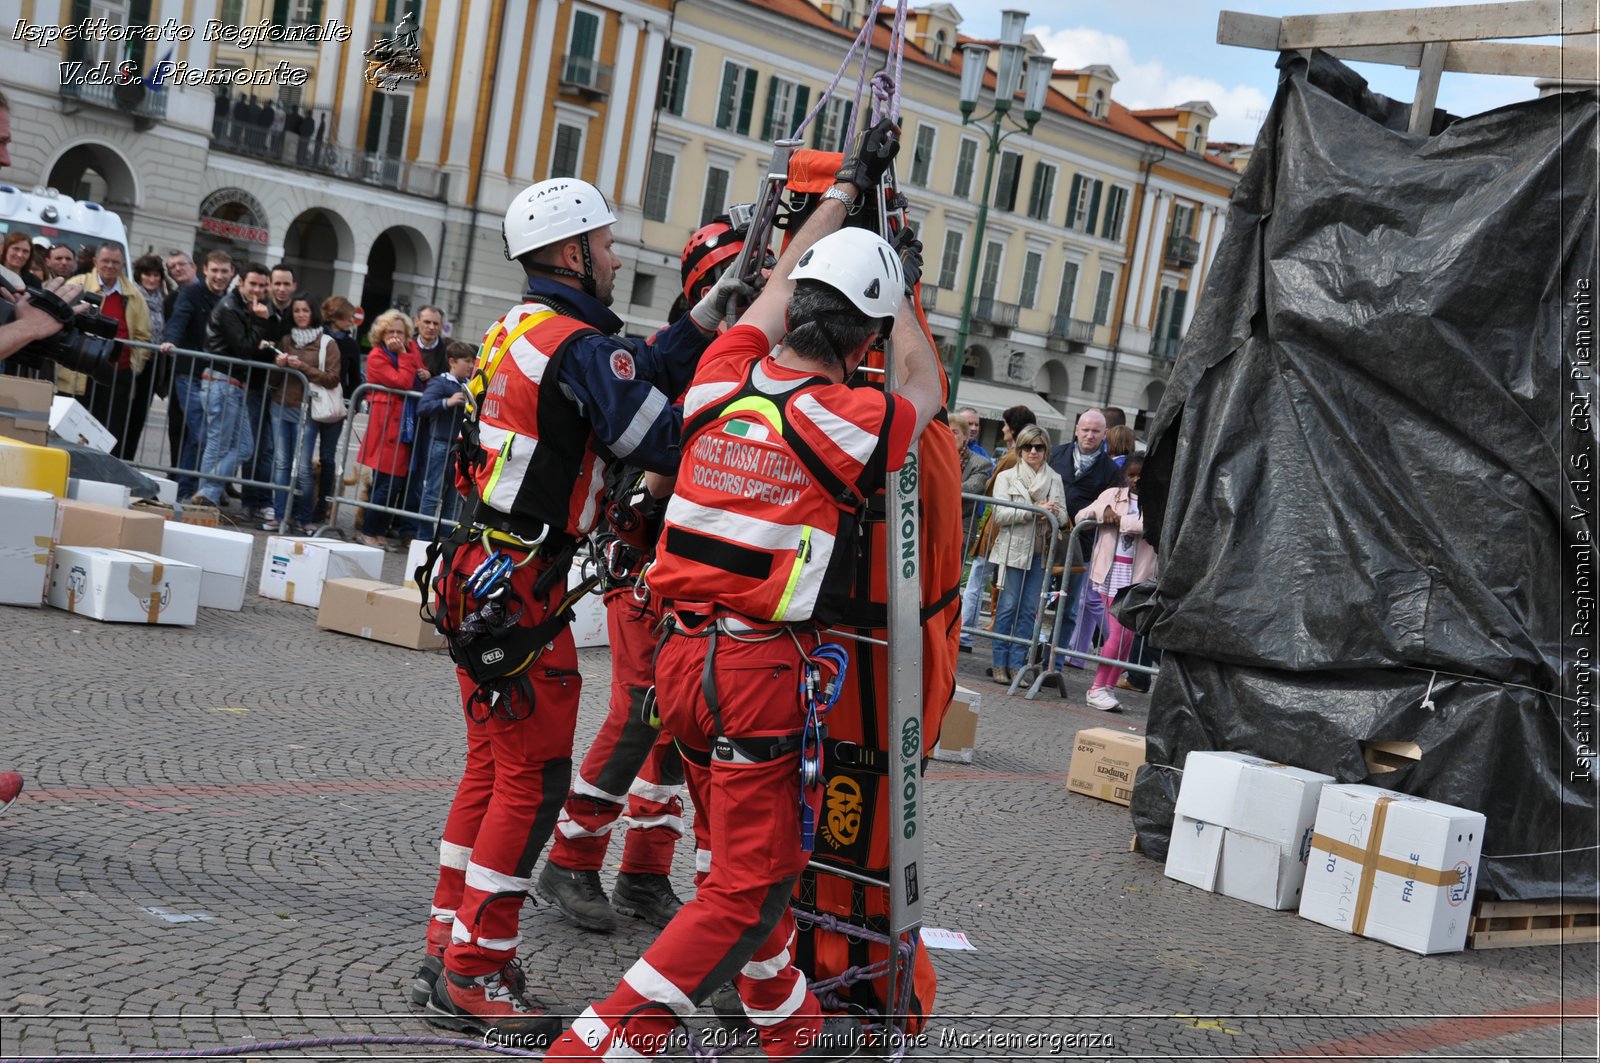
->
[[610, 349, 636, 380], [822, 775, 864, 848]]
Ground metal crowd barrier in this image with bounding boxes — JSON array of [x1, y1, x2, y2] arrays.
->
[[956, 491, 1065, 697], [13, 341, 315, 533], [328, 381, 467, 546]]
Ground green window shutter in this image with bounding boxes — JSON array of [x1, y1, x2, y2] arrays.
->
[[1065, 174, 1082, 229], [364, 92, 384, 154], [387, 95, 408, 158], [761, 76, 780, 141], [738, 68, 757, 135], [790, 84, 810, 137], [1167, 289, 1188, 339], [571, 11, 599, 59], [68, 0, 92, 63], [272, 0, 289, 28], [1086, 179, 1103, 233], [716, 65, 737, 129], [310, 0, 323, 24]]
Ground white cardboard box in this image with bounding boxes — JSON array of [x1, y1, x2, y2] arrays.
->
[[258, 536, 384, 608], [570, 569, 608, 648], [49, 396, 116, 452], [1299, 783, 1484, 954], [146, 475, 179, 506], [161, 521, 254, 611], [0, 486, 56, 606], [403, 537, 429, 589], [68, 477, 132, 509], [1165, 751, 1335, 911], [48, 546, 201, 625]]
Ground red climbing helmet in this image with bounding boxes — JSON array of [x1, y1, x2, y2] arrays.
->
[[680, 214, 748, 303]]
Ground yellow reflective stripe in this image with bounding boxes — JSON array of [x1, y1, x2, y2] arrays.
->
[[772, 525, 813, 621], [484, 310, 558, 380], [476, 323, 506, 374], [483, 431, 515, 502], [718, 396, 784, 436]]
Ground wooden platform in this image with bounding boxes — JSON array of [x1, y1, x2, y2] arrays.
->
[[1468, 898, 1600, 949]]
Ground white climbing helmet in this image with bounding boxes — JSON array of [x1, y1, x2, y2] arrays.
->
[[503, 179, 618, 259], [788, 227, 904, 322]]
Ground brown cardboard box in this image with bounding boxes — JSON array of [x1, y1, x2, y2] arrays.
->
[[317, 578, 446, 651], [932, 684, 982, 763], [54, 498, 165, 553], [0, 377, 52, 447], [1066, 727, 1147, 806]]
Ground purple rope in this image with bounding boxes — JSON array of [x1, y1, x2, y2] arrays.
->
[[790, 11, 877, 141], [10, 1033, 543, 1062]]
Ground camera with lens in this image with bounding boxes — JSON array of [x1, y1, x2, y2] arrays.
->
[[0, 275, 122, 386]]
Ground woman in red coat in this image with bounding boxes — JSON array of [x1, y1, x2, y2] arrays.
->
[[358, 308, 430, 548]]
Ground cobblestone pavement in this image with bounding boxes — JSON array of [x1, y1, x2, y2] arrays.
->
[[1, 531, 1596, 1060]]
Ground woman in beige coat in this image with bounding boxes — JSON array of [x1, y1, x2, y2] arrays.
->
[[985, 424, 1066, 683]]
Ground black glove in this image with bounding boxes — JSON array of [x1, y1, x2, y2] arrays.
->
[[893, 226, 924, 297], [835, 116, 900, 194]]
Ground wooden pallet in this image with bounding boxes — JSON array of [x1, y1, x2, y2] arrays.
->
[[1468, 898, 1600, 950]]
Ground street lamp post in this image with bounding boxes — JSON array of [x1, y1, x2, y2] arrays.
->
[[947, 11, 1053, 408]]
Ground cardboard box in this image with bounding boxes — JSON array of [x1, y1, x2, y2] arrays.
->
[[0, 486, 56, 606], [1066, 727, 1146, 806], [55, 498, 165, 553], [47, 546, 201, 625], [258, 536, 384, 608], [0, 434, 69, 495], [1299, 783, 1484, 954], [49, 396, 116, 452], [932, 684, 982, 763], [68, 477, 132, 509], [0, 376, 52, 445], [317, 577, 446, 650], [403, 537, 429, 589], [570, 568, 608, 648], [145, 475, 179, 507], [161, 520, 253, 611], [178, 499, 220, 528]]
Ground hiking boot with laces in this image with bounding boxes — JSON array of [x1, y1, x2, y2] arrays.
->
[[611, 872, 684, 928], [424, 966, 560, 1043], [536, 861, 616, 932], [409, 922, 528, 1007]]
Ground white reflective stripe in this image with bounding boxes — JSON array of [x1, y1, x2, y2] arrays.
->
[[620, 957, 696, 1017], [742, 977, 808, 1026], [574, 776, 629, 804], [439, 840, 472, 870], [464, 860, 535, 895], [477, 423, 537, 510], [794, 392, 878, 465], [619, 813, 685, 835], [573, 1008, 613, 1055], [695, 848, 713, 873], [505, 318, 556, 384], [575, 460, 606, 535], [665, 496, 838, 557], [780, 539, 828, 622], [751, 360, 809, 396], [627, 777, 683, 804], [609, 387, 667, 460], [452, 915, 519, 952], [684, 381, 737, 419], [430, 906, 456, 921], [741, 946, 792, 981], [557, 817, 615, 840]]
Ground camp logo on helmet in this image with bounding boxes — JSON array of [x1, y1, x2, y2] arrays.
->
[[610, 349, 635, 380]]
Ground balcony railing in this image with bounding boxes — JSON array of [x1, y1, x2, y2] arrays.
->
[[1165, 234, 1201, 268], [209, 117, 449, 201], [1048, 314, 1096, 343], [560, 54, 614, 96], [973, 297, 1021, 329], [59, 81, 168, 125], [1150, 334, 1183, 359]]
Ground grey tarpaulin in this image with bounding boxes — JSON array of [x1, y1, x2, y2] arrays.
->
[[1126, 51, 1597, 901]]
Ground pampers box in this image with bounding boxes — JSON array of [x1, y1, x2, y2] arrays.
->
[[258, 536, 384, 608], [0, 486, 56, 605], [569, 569, 608, 649], [48, 546, 201, 626], [1299, 783, 1484, 954], [161, 521, 254, 611]]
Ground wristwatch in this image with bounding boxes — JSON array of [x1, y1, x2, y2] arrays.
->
[[821, 186, 855, 209]]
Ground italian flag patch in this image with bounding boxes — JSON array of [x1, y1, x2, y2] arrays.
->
[[725, 419, 770, 443]]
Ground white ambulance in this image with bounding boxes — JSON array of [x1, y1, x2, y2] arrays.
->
[[0, 185, 131, 273]]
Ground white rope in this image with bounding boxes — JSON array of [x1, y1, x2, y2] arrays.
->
[[789, 0, 911, 144]]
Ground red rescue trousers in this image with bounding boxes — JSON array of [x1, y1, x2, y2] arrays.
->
[[544, 623, 827, 1060], [548, 590, 685, 875], [428, 541, 581, 977]]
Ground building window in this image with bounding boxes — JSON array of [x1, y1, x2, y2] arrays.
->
[[812, 97, 852, 152], [1026, 162, 1056, 221], [643, 151, 675, 222], [909, 124, 937, 187], [1055, 261, 1080, 319], [701, 166, 731, 225], [953, 137, 979, 199], [364, 90, 409, 157], [1100, 185, 1129, 242], [631, 272, 656, 308], [287, 0, 321, 25], [1066, 174, 1104, 233], [550, 123, 584, 179], [978, 240, 1004, 301], [1170, 202, 1196, 238], [993, 151, 1023, 211], [221, 0, 245, 25], [277, 81, 305, 112], [658, 44, 692, 115], [937, 230, 964, 290], [1082, 365, 1099, 391], [1091, 268, 1116, 325], [1154, 284, 1188, 343], [1019, 250, 1043, 310], [1191, 123, 1206, 154], [715, 61, 759, 135], [761, 76, 810, 142], [563, 8, 603, 88], [1092, 88, 1107, 119]]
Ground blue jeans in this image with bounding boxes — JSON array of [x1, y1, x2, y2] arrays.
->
[[170, 373, 206, 499], [195, 376, 253, 504], [269, 401, 308, 523], [366, 470, 418, 539], [242, 389, 274, 510], [959, 556, 992, 648], [304, 419, 343, 524], [991, 556, 1046, 671], [414, 437, 459, 533]]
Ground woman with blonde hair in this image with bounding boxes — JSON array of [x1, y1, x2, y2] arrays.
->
[[985, 423, 1066, 684], [357, 308, 430, 547]]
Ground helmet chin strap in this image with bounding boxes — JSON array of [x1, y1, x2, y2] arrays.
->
[[526, 232, 599, 298]]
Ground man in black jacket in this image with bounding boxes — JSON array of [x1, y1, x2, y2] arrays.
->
[[188, 262, 276, 508], [1049, 407, 1121, 658], [161, 250, 234, 498]]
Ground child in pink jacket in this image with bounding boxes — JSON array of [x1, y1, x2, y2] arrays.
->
[[1073, 457, 1157, 711]]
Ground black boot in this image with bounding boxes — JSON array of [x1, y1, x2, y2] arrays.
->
[[536, 861, 617, 932], [611, 872, 684, 927]]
